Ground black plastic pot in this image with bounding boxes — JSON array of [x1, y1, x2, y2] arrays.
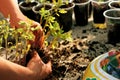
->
[[88, 1, 92, 18], [32, 3, 53, 26], [104, 9, 120, 45], [107, 23, 120, 45], [19, 1, 39, 20], [73, 0, 90, 26], [92, 0, 110, 24], [57, 2, 75, 32]]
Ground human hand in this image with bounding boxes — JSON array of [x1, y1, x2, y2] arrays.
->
[[10, 14, 44, 49], [28, 21, 44, 49], [27, 51, 52, 80]]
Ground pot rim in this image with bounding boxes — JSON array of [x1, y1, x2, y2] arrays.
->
[[32, 3, 53, 14], [103, 9, 120, 19], [109, 0, 120, 9], [19, 1, 39, 10], [59, 2, 75, 10], [74, 0, 90, 6], [91, 0, 111, 4]]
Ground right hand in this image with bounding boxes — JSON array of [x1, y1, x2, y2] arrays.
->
[[29, 21, 44, 49], [27, 51, 52, 80], [10, 15, 44, 49]]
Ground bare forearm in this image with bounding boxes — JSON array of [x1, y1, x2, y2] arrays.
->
[[0, 0, 27, 27], [0, 57, 34, 80], [0, 0, 22, 18]]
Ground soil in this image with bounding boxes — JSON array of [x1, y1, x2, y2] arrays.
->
[[20, 1, 38, 8], [1, 20, 115, 80], [73, 0, 88, 3], [1, 5, 120, 80], [43, 20, 120, 80], [111, 3, 120, 8]]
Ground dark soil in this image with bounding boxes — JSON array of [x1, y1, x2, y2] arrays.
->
[[111, 3, 120, 8], [20, 1, 38, 8], [73, 0, 88, 3], [60, 3, 73, 8], [44, 21, 120, 80], [1, 20, 120, 80], [1, 13, 120, 80]]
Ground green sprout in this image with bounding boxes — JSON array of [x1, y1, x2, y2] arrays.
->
[[0, 18, 37, 62], [0, 19, 10, 59], [39, 0, 73, 49]]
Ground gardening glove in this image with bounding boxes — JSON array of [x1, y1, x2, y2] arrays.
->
[[27, 51, 52, 80]]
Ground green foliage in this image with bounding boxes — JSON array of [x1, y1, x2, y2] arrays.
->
[[58, 9, 67, 14], [39, 2, 73, 49], [0, 19, 37, 61]]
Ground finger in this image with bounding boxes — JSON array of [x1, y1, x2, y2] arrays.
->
[[46, 61, 52, 67], [27, 51, 42, 67], [31, 21, 43, 31], [32, 51, 41, 60], [46, 61, 52, 73]]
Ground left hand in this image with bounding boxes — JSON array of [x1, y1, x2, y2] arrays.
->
[[27, 51, 52, 80]]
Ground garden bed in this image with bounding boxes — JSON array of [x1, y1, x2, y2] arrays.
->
[[45, 21, 120, 80], [0, 14, 120, 80]]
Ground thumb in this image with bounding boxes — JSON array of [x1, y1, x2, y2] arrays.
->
[[27, 51, 41, 65], [46, 60, 52, 72], [46, 60, 52, 67], [31, 51, 41, 61]]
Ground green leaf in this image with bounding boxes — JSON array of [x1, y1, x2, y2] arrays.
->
[[16, 28, 24, 34], [51, 40, 58, 49], [60, 30, 73, 41], [44, 41, 48, 47], [31, 26, 40, 31], [59, 9, 67, 14]]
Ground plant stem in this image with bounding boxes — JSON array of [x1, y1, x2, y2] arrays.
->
[[15, 34, 19, 61], [5, 38, 7, 60]]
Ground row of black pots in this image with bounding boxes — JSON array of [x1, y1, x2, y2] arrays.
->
[[32, 2, 75, 32], [18, 0, 91, 32], [18, 0, 120, 46], [19, 1, 40, 21], [19, 1, 74, 32]]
